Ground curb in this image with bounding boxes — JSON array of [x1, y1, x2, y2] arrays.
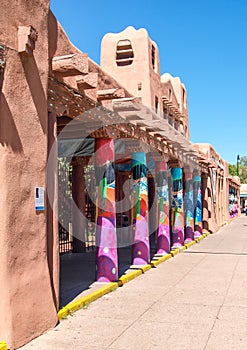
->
[[118, 269, 142, 286], [0, 342, 7, 350], [170, 248, 180, 256], [150, 253, 172, 267], [129, 264, 152, 273], [58, 231, 213, 320], [185, 241, 196, 248], [58, 282, 118, 320], [195, 235, 203, 242]]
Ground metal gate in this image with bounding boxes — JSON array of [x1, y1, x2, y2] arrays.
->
[[84, 161, 96, 250], [58, 157, 73, 253], [58, 157, 97, 253]]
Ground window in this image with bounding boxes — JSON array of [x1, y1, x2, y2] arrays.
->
[[168, 89, 172, 101], [182, 88, 187, 108], [116, 40, 134, 66], [163, 107, 168, 119], [151, 45, 156, 70], [155, 96, 159, 113]]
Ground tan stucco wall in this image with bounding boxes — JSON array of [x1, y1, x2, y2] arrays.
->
[[0, 1, 58, 348], [100, 26, 189, 137], [101, 26, 161, 109]]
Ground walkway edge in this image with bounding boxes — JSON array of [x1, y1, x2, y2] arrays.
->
[[58, 282, 118, 320], [58, 232, 213, 321]]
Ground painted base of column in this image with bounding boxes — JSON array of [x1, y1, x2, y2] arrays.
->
[[132, 216, 150, 265], [157, 223, 170, 255], [171, 212, 184, 249], [184, 227, 194, 243], [194, 230, 202, 238], [96, 216, 118, 282]]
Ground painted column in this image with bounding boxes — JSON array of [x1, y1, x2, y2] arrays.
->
[[132, 152, 150, 264], [171, 168, 184, 248], [156, 160, 170, 254], [95, 138, 118, 282], [201, 172, 209, 232], [193, 173, 203, 237], [184, 168, 194, 243]]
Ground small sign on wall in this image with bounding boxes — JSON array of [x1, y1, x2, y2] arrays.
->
[[35, 187, 45, 211]]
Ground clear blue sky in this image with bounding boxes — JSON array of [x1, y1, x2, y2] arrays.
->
[[50, 0, 247, 164]]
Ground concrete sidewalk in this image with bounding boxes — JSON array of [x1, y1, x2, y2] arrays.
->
[[20, 216, 247, 350]]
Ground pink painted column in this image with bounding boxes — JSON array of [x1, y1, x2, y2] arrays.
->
[[156, 160, 170, 254], [171, 167, 184, 248], [131, 152, 150, 264], [95, 138, 118, 282], [193, 173, 203, 237], [184, 168, 194, 243]]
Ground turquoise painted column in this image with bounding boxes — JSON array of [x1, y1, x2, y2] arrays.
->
[[193, 173, 202, 237], [171, 167, 184, 248], [184, 168, 194, 243], [131, 152, 150, 265], [156, 160, 170, 254], [95, 138, 118, 282]]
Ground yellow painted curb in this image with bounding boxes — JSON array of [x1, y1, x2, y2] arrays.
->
[[185, 241, 196, 248], [58, 307, 69, 320], [118, 270, 142, 286], [179, 246, 186, 250], [170, 248, 180, 257], [197, 235, 204, 241], [130, 264, 152, 273], [151, 253, 172, 267], [58, 282, 118, 320], [0, 342, 7, 350]]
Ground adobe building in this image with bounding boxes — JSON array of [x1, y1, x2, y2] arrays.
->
[[0, 1, 240, 348], [240, 183, 247, 212]]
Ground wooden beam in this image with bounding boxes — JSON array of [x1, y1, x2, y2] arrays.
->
[[52, 54, 88, 76], [97, 88, 125, 100], [76, 73, 98, 90]]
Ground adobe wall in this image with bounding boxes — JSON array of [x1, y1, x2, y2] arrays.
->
[[100, 26, 189, 137], [194, 143, 239, 231], [0, 1, 58, 348]]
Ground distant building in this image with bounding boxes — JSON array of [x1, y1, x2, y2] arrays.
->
[[240, 184, 247, 212]]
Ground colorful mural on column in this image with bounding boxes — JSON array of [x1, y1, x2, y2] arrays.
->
[[229, 187, 238, 218], [131, 152, 150, 264], [193, 174, 203, 237], [156, 161, 170, 254], [95, 138, 118, 282], [171, 168, 184, 248], [184, 169, 194, 242]]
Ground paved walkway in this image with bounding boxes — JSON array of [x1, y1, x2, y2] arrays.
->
[[20, 216, 247, 350]]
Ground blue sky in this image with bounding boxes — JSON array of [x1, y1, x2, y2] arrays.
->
[[50, 0, 247, 164]]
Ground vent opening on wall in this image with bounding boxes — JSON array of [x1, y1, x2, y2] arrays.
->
[[116, 40, 134, 66], [151, 44, 156, 70]]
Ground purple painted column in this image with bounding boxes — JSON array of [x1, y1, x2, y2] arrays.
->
[[193, 173, 203, 238], [171, 167, 184, 248], [132, 152, 150, 264], [184, 168, 194, 243], [156, 160, 170, 254], [95, 138, 118, 282]]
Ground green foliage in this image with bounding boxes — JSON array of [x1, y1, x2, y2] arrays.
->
[[229, 164, 237, 176], [229, 156, 247, 183]]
